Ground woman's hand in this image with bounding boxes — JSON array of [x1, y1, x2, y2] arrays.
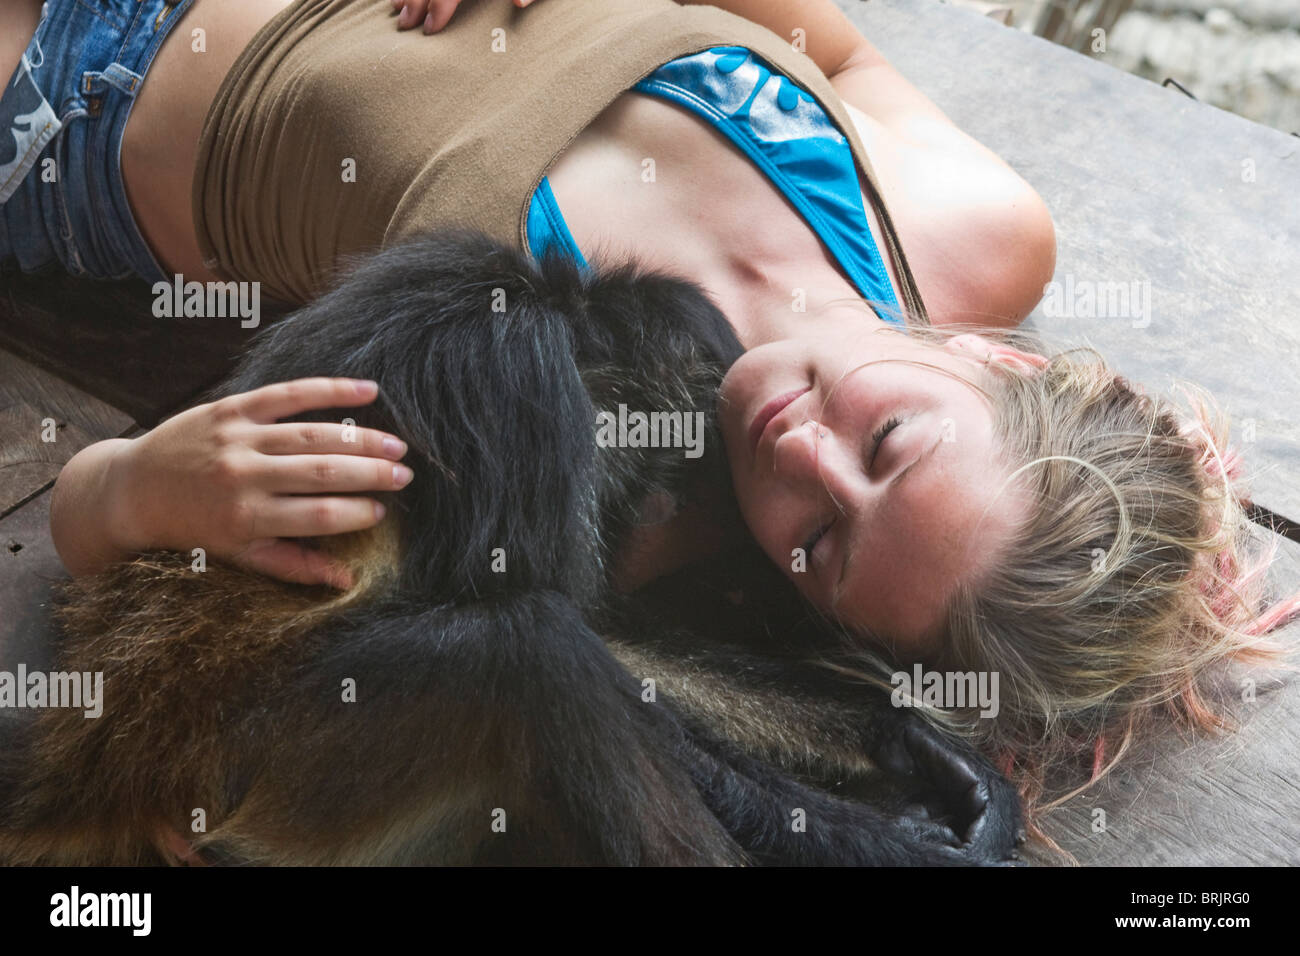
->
[[391, 0, 540, 35], [51, 378, 412, 589]]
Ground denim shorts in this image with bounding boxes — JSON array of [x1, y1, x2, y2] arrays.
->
[[0, 0, 196, 281]]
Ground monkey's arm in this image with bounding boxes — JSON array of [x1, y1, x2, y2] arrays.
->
[[675, 714, 1013, 866], [609, 634, 1025, 863], [1, 553, 1010, 866]]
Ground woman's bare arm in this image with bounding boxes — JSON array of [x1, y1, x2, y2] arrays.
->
[[50, 379, 413, 588], [677, 0, 960, 134]]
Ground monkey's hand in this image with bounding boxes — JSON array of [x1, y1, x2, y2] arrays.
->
[[870, 719, 1025, 863], [602, 632, 1028, 864]]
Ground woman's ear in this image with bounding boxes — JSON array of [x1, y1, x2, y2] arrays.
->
[[943, 333, 1048, 373]]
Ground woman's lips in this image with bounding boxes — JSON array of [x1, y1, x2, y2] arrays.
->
[[749, 386, 811, 456]]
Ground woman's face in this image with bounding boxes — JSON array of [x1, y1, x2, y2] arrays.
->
[[718, 328, 1029, 659]]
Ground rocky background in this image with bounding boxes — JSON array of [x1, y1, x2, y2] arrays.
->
[[986, 0, 1300, 133]]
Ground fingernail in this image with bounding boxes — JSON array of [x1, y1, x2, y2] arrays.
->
[[355, 379, 378, 395], [383, 437, 406, 458], [393, 464, 414, 487], [374, 501, 387, 521]]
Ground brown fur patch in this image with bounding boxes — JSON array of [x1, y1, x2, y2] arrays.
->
[[0, 522, 401, 865]]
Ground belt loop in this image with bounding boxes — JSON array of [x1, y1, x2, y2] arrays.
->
[[99, 63, 144, 97], [79, 62, 144, 112]]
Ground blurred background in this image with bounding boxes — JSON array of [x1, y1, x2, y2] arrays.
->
[[947, 0, 1300, 134]]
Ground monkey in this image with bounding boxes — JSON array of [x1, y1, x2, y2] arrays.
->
[[0, 229, 1023, 865]]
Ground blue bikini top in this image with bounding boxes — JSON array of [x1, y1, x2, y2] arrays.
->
[[526, 45, 905, 329]]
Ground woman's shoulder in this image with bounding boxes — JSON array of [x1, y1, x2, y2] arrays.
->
[[830, 66, 1057, 328]]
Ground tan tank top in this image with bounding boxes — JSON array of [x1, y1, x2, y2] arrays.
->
[[193, 0, 929, 322]]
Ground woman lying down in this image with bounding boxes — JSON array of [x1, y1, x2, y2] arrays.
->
[[3, 0, 1296, 865], [5, 228, 1296, 866]]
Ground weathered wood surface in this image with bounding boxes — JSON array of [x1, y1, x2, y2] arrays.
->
[[0, 351, 125, 749], [0, 349, 133, 517], [846, 0, 1299, 865], [1022, 539, 1300, 866], [0, 491, 59, 684]]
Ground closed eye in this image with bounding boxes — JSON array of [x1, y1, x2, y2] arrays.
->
[[868, 415, 902, 469], [802, 516, 835, 562]]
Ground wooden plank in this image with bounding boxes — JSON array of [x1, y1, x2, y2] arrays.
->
[[0, 491, 62, 751], [0, 491, 61, 675], [1032, 540, 1300, 865], [0, 272, 281, 427], [0, 348, 133, 516]]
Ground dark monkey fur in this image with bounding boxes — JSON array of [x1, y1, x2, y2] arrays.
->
[[0, 230, 1023, 865]]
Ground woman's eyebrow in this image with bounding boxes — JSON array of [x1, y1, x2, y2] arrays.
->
[[834, 434, 945, 599]]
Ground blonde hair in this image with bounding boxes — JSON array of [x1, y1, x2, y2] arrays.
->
[[820, 310, 1300, 857], [930, 325, 1296, 852]]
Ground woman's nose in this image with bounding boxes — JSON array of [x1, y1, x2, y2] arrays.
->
[[772, 418, 843, 488]]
